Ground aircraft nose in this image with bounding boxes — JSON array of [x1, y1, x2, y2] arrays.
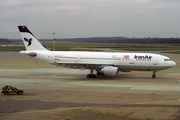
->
[[171, 61, 176, 67], [172, 61, 176, 66]]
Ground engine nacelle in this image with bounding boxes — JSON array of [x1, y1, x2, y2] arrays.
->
[[102, 66, 119, 76]]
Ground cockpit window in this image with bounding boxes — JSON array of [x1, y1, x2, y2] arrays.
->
[[164, 59, 171, 61]]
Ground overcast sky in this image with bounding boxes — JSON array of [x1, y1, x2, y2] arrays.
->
[[0, 0, 180, 39]]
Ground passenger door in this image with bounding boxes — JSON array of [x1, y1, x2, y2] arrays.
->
[[129, 55, 134, 64], [77, 55, 81, 62], [153, 56, 158, 65]]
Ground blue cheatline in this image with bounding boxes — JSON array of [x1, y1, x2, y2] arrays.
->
[[37, 75, 45, 77], [80, 76, 86, 78], [67, 76, 74, 78], [50, 75, 57, 77]]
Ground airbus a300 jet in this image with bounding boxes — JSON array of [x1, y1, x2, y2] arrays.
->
[[18, 26, 176, 78]]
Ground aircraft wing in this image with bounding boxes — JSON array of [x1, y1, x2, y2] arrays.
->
[[55, 61, 116, 70]]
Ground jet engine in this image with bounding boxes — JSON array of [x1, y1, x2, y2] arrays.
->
[[102, 66, 119, 76]]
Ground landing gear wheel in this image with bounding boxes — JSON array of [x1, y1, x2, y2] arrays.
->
[[92, 74, 96, 78], [97, 72, 104, 76], [97, 72, 101, 76], [101, 73, 104, 76], [152, 75, 156, 78], [152, 71, 156, 78], [87, 74, 91, 78], [87, 69, 97, 78], [87, 74, 96, 78]]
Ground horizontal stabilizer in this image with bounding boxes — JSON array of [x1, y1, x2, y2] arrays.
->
[[20, 51, 37, 57]]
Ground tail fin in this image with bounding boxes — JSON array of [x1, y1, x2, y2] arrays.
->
[[18, 26, 49, 51]]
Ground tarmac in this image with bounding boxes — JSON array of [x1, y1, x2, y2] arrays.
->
[[0, 52, 180, 120]]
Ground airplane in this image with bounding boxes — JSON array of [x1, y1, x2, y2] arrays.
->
[[18, 26, 176, 78]]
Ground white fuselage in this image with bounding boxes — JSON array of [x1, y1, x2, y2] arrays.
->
[[28, 51, 176, 72]]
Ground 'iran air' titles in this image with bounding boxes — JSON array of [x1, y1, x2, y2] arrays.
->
[[134, 55, 152, 61]]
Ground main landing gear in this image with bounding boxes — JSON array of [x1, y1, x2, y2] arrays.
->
[[87, 74, 96, 78], [152, 71, 156, 78], [87, 69, 96, 78]]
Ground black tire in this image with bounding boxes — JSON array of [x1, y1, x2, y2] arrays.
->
[[18, 91, 22, 95], [101, 73, 104, 76], [87, 74, 91, 78], [92, 74, 96, 78], [4, 92, 8, 95], [97, 72, 101, 76], [152, 75, 156, 78]]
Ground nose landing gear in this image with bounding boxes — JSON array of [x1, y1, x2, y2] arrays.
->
[[152, 71, 156, 78]]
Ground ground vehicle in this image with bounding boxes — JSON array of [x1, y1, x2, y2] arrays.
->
[[1, 85, 24, 95]]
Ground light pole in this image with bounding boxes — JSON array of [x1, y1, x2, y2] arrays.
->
[[52, 32, 56, 51]]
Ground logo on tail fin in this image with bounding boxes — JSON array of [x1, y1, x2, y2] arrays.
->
[[24, 38, 32, 46]]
